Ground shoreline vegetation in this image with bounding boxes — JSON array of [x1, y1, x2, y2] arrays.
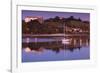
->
[[22, 16, 90, 35]]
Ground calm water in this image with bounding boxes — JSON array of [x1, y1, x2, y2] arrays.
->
[[22, 36, 90, 62]]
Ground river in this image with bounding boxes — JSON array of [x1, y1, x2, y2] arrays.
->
[[22, 36, 90, 62]]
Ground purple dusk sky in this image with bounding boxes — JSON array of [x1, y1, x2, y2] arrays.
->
[[22, 10, 90, 21]]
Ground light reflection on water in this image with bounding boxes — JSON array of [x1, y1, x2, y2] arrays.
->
[[22, 37, 90, 62]]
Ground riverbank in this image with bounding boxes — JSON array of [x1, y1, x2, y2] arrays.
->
[[22, 33, 89, 38]]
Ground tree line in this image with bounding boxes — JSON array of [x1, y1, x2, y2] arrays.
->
[[22, 16, 90, 34]]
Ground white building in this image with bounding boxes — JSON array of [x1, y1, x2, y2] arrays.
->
[[24, 16, 43, 23]]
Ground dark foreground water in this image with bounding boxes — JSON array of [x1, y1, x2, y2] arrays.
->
[[22, 36, 90, 62]]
